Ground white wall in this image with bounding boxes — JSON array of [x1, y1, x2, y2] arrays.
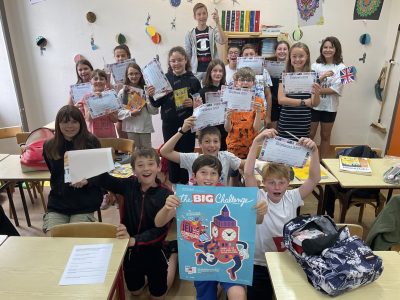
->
[[2, 0, 399, 151]]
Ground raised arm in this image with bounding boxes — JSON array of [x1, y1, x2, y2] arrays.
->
[[298, 138, 321, 199], [264, 87, 272, 126], [310, 83, 321, 107], [154, 195, 180, 227], [252, 101, 263, 132], [160, 116, 196, 164], [212, 9, 228, 45], [224, 109, 233, 132]]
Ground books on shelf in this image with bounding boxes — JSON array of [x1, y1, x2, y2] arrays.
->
[[339, 156, 372, 175], [292, 160, 329, 181], [221, 10, 260, 32]]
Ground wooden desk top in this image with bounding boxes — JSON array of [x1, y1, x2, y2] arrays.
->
[[266, 251, 399, 300], [0, 155, 50, 181], [322, 158, 400, 189], [0, 154, 10, 162], [0, 236, 129, 300]]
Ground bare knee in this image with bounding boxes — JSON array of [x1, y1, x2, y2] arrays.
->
[[227, 285, 246, 300]]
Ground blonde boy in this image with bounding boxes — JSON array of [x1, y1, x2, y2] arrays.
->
[[243, 128, 321, 300]]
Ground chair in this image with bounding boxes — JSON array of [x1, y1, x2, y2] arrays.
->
[[99, 138, 134, 160], [0, 126, 22, 139], [50, 222, 125, 299], [336, 223, 364, 238]]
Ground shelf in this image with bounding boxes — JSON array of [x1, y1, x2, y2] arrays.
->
[[225, 32, 280, 38]]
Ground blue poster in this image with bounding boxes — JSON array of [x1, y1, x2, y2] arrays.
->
[[176, 184, 258, 285]]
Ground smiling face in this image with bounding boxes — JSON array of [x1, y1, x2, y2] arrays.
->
[[132, 156, 160, 188], [199, 134, 220, 156], [275, 43, 289, 62], [90, 74, 107, 93], [290, 47, 308, 72], [169, 51, 187, 76], [210, 64, 224, 86], [194, 7, 208, 27], [263, 176, 290, 203], [77, 63, 92, 83], [114, 49, 129, 63], [227, 47, 240, 66], [242, 48, 257, 57], [193, 165, 219, 186], [59, 118, 80, 141], [127, 66, 142, 86], [321, 41, 336, 64]]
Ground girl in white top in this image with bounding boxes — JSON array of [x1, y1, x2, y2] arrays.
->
[[310, 36, 345, 159], [118, 62, 158, 149], [225, 45, 240, 86]]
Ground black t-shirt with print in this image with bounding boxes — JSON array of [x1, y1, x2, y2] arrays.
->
[[195, 27, 212, 72]]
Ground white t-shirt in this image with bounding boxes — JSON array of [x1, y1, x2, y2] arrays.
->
[[179, 151, 241, 185], [254, 188, 304, 266], [225, 65, 236, 86], [311, 62, 345, 112]]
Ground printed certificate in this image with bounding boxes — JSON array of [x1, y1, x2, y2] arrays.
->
[[258, 136, 310, 167], [70, 82, 92, 104], [86, 90, 121, 119], [205, 91, 222, 104], [107, 58, 136, 84], [221, 86, 255, 111], [192, 102, 227, 132], [282, 72, 317, 94], [176, 184, 257, 285], [237, 56, 265, 75], [142, 59, 173, 100], [265, 61, 285, 78]]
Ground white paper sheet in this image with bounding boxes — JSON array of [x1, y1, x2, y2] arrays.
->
[[64, 148, 115, 183], [86, 90, 121, 119], [221, 86, 255, 111], [205, 91, 222, 104], [106, 58, 136, 84], [258, 136, 310, 167], [142, 59, 173, 100], [237, 57, 265, 75], [70, 82, 92, 104], [192, 102, 227, 132], [265, 61, 285, 78], [59, 244, 113, 285], [282, 72, 317, 94]]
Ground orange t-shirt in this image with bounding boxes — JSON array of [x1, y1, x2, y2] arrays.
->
[[226, 96, 265, 159]]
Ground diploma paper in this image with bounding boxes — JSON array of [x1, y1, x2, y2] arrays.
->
[[70, 82, 92, 104], [282, 72, 317, 94], [59, 244, 113, 285], [265, 61, 285, 78], [221, 86, 255, 111], [86, 90, 121, 119], [192, 102, 227, 132], [258, 136, 310, 167], [64, 148, 115, 184], [237, 57, 265, 75], [142, 59, 173, 100], [205, 91, 222, 104], [107, 58, 136, 84]]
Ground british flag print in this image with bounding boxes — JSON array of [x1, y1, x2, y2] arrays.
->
[[340, 66, 356, 85]]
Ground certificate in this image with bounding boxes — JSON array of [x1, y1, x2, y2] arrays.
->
[[237, 57, 265, 75], [192, 102, 227, 132], [258, 136, 310, 168], [70, 82, 92, 104], [265, 61, 285, 78], [142, 58, 173, 100], [221, 85, 254, 111], [176, 184, 257, 285], [205, 91, 222, 104], [125, 87, 146, 111], [86, 90, 121, 119], [282, 72, 317, 94], [107, 58, 136, 84]]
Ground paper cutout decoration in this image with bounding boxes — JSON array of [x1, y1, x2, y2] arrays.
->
[[86, 11, 96, 23], [73, 54, 85, 63], [353, 0, 384, 20], [340, 66, 356, 85], [359, 33, 371, 45], [116, 33, 126, 45], [296, 0, 324, 27], [292, 28, 303, 41], [145, 14, 161, 44], [36, 36, 47, 55], [170, 0, 181, 7], [231, 0, 240, 5], [171, 17, 176, 30], [90, 36, 98, 50], [359, 52, 367, 63]]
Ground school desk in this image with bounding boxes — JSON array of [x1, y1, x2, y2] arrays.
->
[[0, 155, 50, 227], [0, 236, 128, 300], [0, 235, 7, 246], [265, 251, 399, 300], [322, 158, 400, 222], [0, 153, 10, 162], [253, 160, 338, 214]]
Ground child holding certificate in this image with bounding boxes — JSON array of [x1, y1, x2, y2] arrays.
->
[[118, 62, 158, 149], [244, 128, 320, 300], [67, 59, 93, 106], [199, 59, 228, 150], [81, 69, 118, 138], [149, 46, 201, 185], [277, 42, 321, 141], [155, 155, 267, 300]]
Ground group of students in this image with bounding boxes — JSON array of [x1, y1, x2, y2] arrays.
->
[[32, 2, 348, 299]]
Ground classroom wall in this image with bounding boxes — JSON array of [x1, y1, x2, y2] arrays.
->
[[1, 0, 399, 151]]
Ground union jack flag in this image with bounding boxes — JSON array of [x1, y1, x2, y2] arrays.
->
[[340, 66, 356, 85]]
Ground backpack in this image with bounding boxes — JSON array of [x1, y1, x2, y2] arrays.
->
[[283, 215, 383, 297], [20, 128, 54, 172]]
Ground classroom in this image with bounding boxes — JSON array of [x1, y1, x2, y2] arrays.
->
[[0, 0, 399, 299]]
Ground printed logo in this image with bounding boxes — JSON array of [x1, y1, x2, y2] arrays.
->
[[192, 194, 215, 204]]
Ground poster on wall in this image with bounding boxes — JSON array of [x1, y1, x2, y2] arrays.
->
[[296, 0, 324, 27], [353, 0, 384, 20], [175, 184, 258, 285]]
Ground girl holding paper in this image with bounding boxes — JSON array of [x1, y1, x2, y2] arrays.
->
[[149, 46, 201, 184], [81, 69, 118, 138], [67, 59, 93, 106], [42, 105, 103, 232], [277, 42, 320, 141], [310, 37, 345, 159], [118, 62, 158, 149]]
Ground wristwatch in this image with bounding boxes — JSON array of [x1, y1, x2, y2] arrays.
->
[[178, 127, 186, 134], [300, 100, 306, 106]]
